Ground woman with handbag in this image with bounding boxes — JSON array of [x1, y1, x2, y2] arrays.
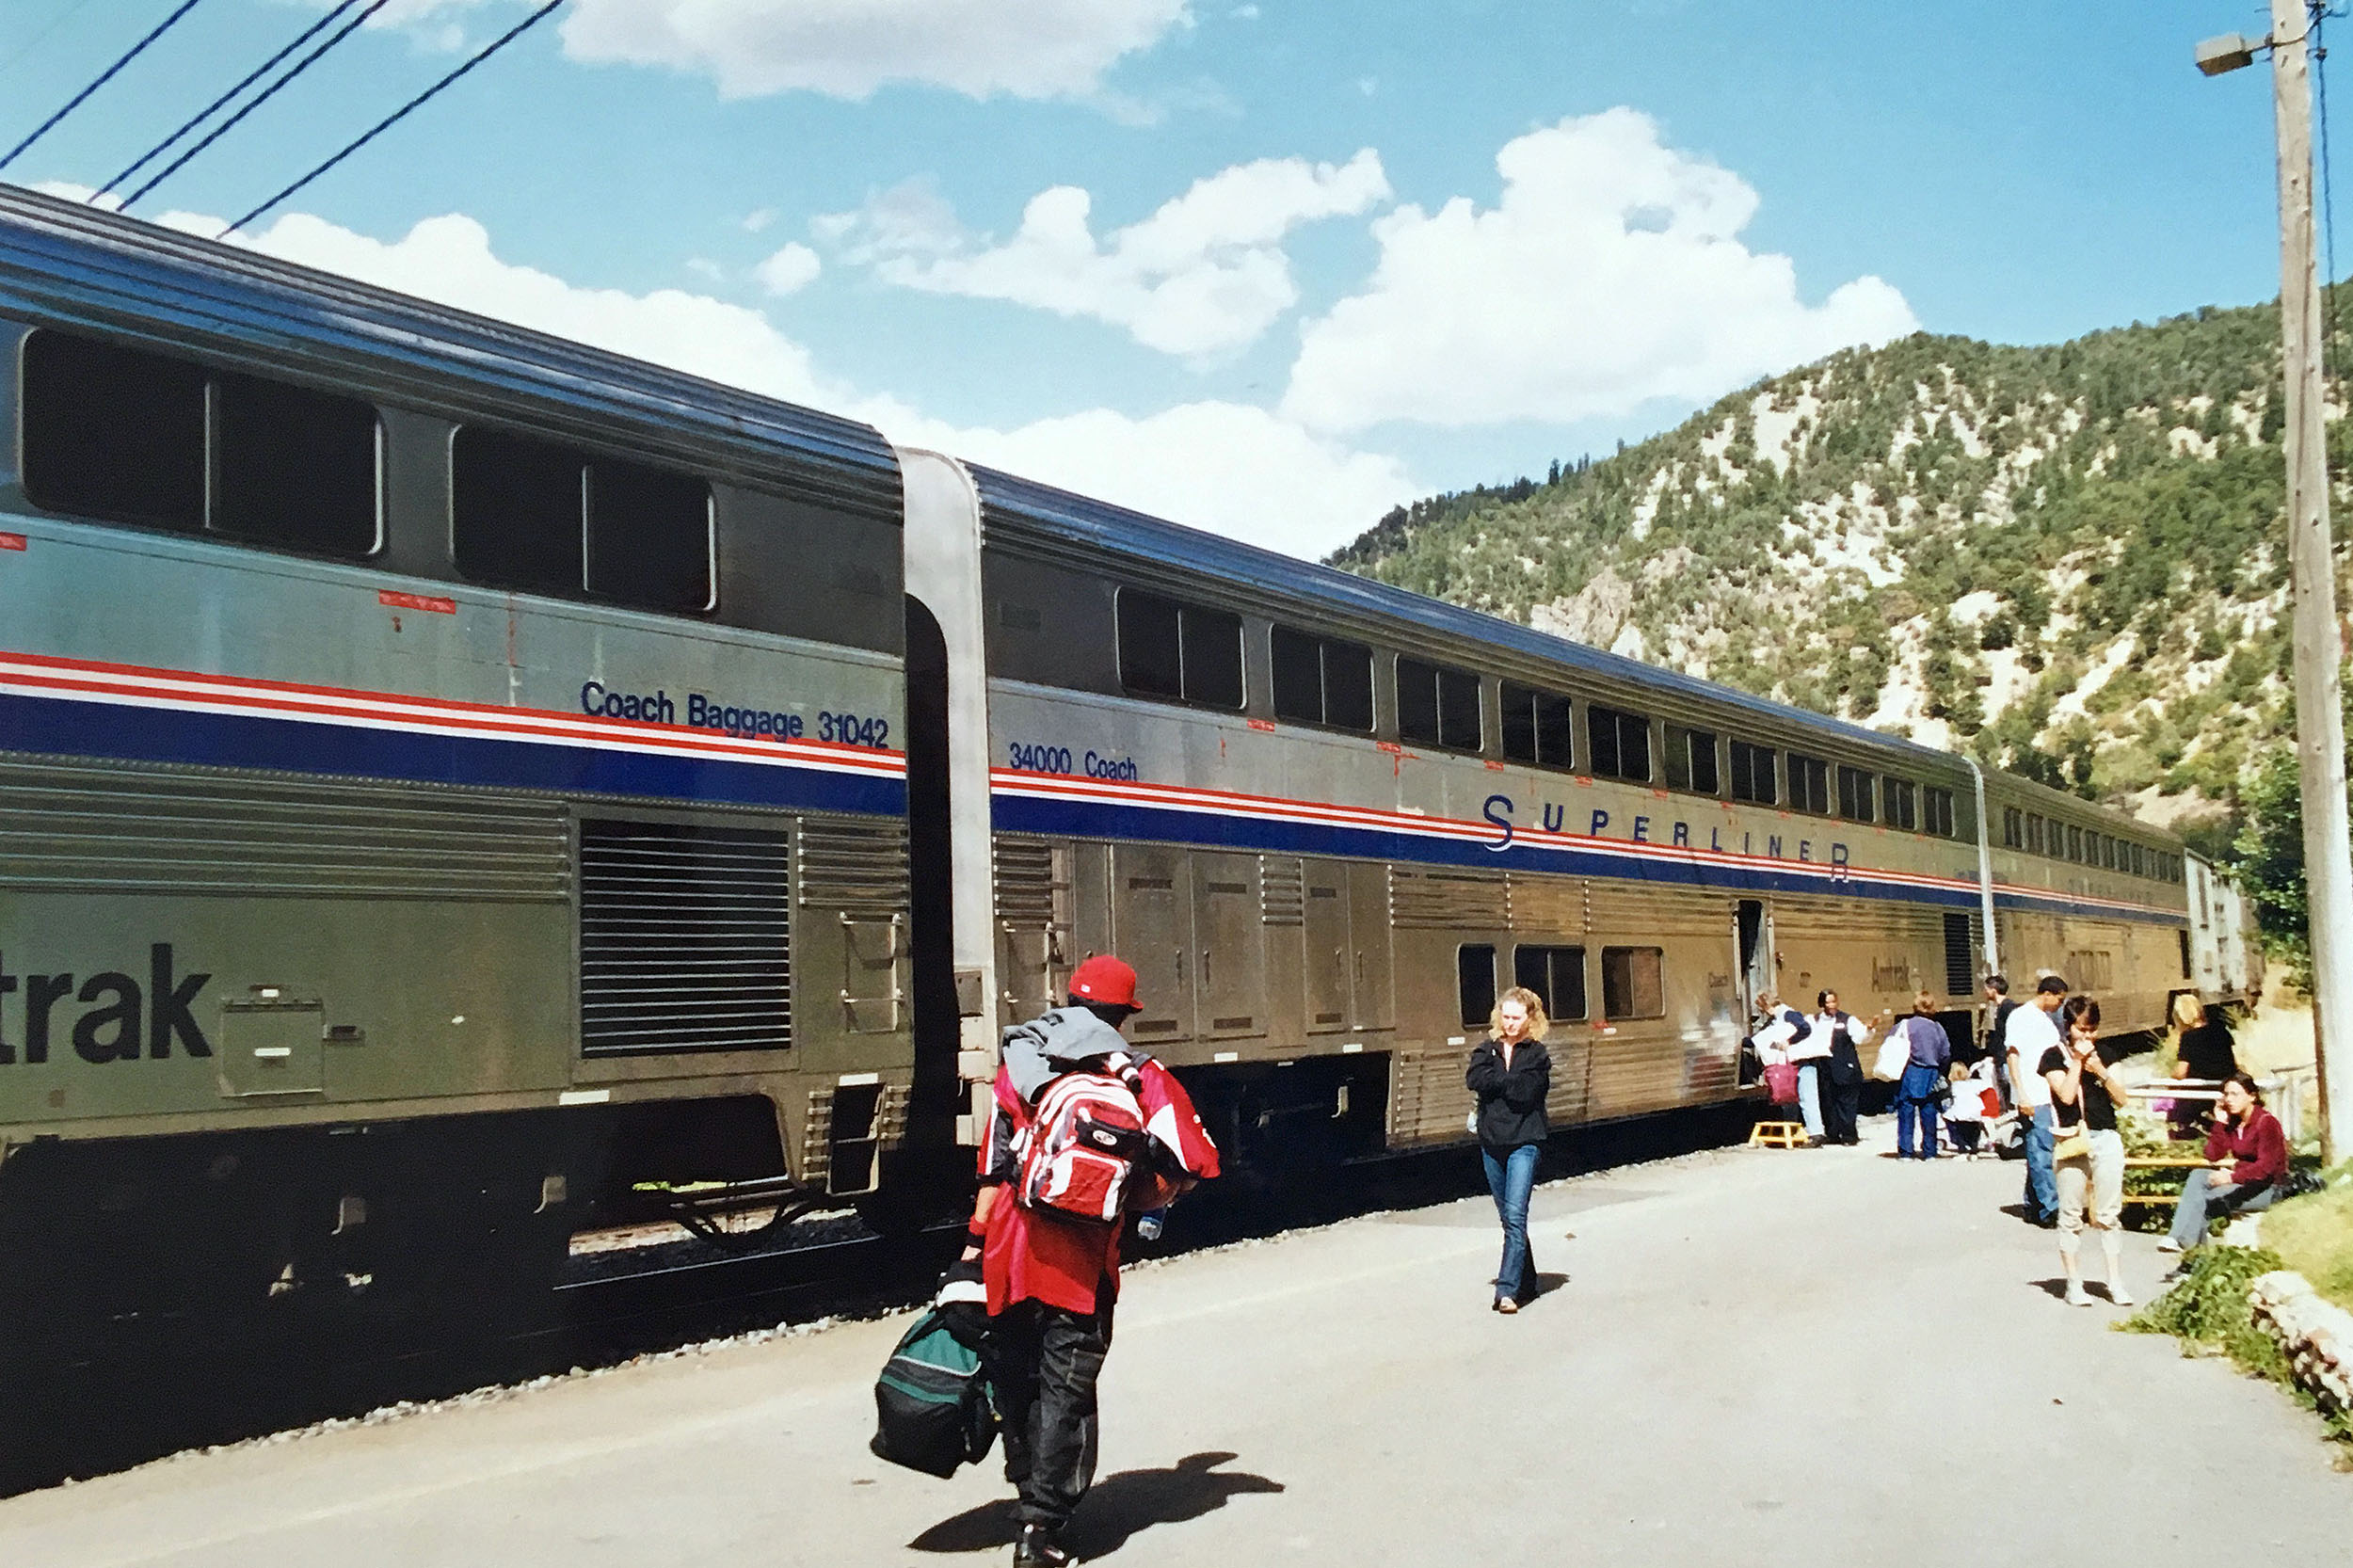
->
[[2041, 996, 2133, 1308], [1465, 987, 1551, 1314]]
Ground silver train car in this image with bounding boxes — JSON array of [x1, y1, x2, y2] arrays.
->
[[0, 186, 2250, 1364]]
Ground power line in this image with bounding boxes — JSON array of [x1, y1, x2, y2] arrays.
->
[[0, 0, 209, 174], [94, 0, 368, 206], [224, 0, 566, 237], [116, 0, 388, 213]]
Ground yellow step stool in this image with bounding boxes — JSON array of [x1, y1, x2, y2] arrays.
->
[[1748, 1121, 1810, 1149]]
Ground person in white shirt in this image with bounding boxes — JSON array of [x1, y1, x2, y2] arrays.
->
[[2003, 974, 2068, 1226], [1809, 990, 1873, 1145]]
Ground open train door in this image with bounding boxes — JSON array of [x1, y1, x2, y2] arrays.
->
[[1735, 899, 1770, 1084]]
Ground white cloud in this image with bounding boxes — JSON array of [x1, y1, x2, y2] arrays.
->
[[35, 187, 1408, 558], [741, 207, 778, 234], [1282, 108, 1918, 432], [752, 241, 821, 296], [838, 151, 1390, 359], [554, 0, 1193, 102]]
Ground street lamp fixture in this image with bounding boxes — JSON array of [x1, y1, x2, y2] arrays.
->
[[2195, 32, 2263, 75]]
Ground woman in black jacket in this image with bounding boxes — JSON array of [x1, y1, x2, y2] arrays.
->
[[1465, 986, 1552, 1314]]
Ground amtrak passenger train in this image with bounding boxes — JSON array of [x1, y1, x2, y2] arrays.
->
[[0, 185, 2252, 1383]]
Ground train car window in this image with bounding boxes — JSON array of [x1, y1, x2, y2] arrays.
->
[[1587, 704, 1651, 781], [2131, 842, 2147, 877], [1500, 682, 1575, 768], [211, 371, 380, 555], [1600, 946, 1664, 1020], [1396, 657, 1441, 745], [1729, 739, 1778, 805], [1273, 628, 1375, 732], [1272, 626, 1322, 722], [1924, 786, 1955, 838], [586, 458, 712, 613], [2103, 835, 2118, 870], [1398, 658, 1481, 751], [2003, 808, 2023, 849], [2066, 824, 2084, 863], [1787, 752, 1830, 814], [1837, 765, 1875, 823], [1664, 724, 1719, 794], [1438, 666, 1481, 750], [1323, 639, 1374, 731], [20, 329, 206, 532], [1181, 603, 1245, 708], [1118, 589, 1185, 696], [1882, 776, 1918, 831], [1514, 943, 1589, 1021], [1458, 944, 1498, 1030], [453, 426, 585, 595]]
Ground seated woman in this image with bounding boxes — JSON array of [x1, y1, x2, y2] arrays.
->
[[2159, 1071, 2288, 1256]]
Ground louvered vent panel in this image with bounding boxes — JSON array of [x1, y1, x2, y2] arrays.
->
[[993, 836, 1059, 927], [1583, 881, 1727, 936], [580, 819, 790, 1056], [797, 816, 907, 917], [1389, 867, 1507, 929], [1507, 872, 1583, 936], [0, 760, 569, 900], [1775, 894, 1946, 941], [1259, 856, 1305, 926]]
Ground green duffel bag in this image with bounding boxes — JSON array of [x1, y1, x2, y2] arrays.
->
[[870, 1308, 998, 1478]]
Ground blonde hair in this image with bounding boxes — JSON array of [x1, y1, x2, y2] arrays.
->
[[1491, 985, 1550, 1042], [2171, 992, 2205, 1032]]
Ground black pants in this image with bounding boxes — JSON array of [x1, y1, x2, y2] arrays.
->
[[1822, 1078, 1861, 1144], [984, 1299, 1112, 1532]]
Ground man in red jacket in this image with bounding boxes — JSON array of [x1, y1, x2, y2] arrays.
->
[[948, 955, 1217, 1567]]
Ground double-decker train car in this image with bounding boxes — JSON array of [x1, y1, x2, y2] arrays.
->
[[0, 188, 926, 1361], [899, 460, 2236, 1169], [0, 186, 2251, 1394]]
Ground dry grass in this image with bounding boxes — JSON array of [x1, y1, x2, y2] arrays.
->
[[2265, 1175, 2353, 1313]]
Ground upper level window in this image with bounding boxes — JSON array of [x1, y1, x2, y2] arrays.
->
[[1272, 626, 1374, 732], [2066, 824, 2084, 863], [1499, 681, 1576, 769], [1788, 752, 1830, 815], [2102, 835, 2118, 870], [1665, 724, 1720, 794], [2003, 808, 2023, 849], [1882, 777, 1918, 831], [2025, 814, 2046, 856], [1729, 739, 1778, 805], [1113, 588, 1243, 709], [1837, 765, 1875, 824], [1587, 704, 1652, 782], [1924, 786, 1956, 838], [453, 427, 712, 614], [1397, 657, 1482, 752], [22, 328, 379, 556]]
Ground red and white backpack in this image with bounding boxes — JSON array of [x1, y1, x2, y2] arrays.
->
[[1015, 1071, 1151, 1224]]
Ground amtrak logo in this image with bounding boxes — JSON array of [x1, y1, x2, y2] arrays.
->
[[0, 945, 212, 1064]]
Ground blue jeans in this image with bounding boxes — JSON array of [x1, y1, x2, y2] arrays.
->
[[1895, 1064, 1942, 1158], [1482, 1143, 1540, 1303], [2023, 1105, 2057, 1223], [1796, 1062, 1824, 1139], [2168, 1168, 2280, 1251]]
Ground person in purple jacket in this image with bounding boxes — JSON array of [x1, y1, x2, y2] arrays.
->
[[1890, 991, 1952, 1160]]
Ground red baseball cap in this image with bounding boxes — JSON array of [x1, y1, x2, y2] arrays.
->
[[1068, 954, 1140, 1009]]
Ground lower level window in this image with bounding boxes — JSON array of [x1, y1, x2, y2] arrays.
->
[[1457, 944, 1498, 1031], [1600, 946, 1664, 1020], [1513, 943, 1588, 1022]]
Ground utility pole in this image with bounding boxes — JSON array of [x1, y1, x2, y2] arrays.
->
[[2201, 3, 2353, 1164]]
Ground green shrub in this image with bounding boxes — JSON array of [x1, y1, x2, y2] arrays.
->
[[2121, 1244, 2291, 1387]]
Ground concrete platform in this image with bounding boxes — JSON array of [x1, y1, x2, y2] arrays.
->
[[3, 1135, 2345, 1566]]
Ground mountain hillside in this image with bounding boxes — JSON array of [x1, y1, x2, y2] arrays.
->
[[1329, 302, 2353, 856]]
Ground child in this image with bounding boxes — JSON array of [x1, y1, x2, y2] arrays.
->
[[1943, 1057, 2002, 1158]]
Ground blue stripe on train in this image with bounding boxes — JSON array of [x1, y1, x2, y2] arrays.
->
[[0, 691, 907, 816], [991, 792, 2188, 928]]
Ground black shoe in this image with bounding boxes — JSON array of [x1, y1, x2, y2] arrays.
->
[[1014, 1526, 1076, 1566]]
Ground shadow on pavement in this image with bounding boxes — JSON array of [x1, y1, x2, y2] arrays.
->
[[908, 1451, 1285, 1558]]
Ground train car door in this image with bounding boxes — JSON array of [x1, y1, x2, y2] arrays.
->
[[1302, 860, 1352, 1034], [1112, 843, 1194, 1047], [1193, 851, 1267, 1041], [1347, 861, 1395, 1032], [1737, 898, 1771, 1018]]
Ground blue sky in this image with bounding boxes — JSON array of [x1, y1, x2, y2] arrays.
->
[[0, 0, 2323, 555]]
